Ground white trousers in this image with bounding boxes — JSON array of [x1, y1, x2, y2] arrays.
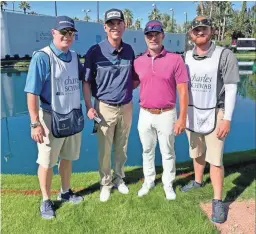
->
[[138, 108, 177, 188]]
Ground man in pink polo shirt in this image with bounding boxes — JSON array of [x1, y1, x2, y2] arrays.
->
[[134, 20, 189, 200]]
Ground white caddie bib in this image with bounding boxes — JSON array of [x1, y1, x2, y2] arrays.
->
[[185, 46, 224, 134], [40, 46, 84, 138]]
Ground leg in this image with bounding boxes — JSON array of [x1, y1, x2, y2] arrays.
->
[[59, 132, 81, 192], [58, 159, 72, 192], [193, 154, 206, 184], [112, 102, 132, 186], [205, 109, 226, 223], [95, 100, 117, 187], [180, 130, 206, 192], [38, 165, 53, 201], [36, 110, 63, 218], [210, 164, 224, 200], [155, 109, 177, 189], [138, 108, 157, 186]]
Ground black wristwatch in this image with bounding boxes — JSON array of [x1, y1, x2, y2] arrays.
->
[[30, 121, 41, 128]]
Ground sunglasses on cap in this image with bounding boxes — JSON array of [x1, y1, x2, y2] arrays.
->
[[58, 29, 75, 37], [145, 25, 163, 32], [191, 18, 212, 28]]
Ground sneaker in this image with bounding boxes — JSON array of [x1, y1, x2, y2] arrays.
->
[[57, 189, 83, 204], [211, 199, 226, 223], [40, 200, 55, 219], [100, 186, 111, 202], [180, 180, 204, 192], [164, 186, 176, 200], [116, 183, 129, 194], [138, 182, 155, 197]]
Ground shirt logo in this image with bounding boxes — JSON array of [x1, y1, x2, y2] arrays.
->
[[107, 11, 121, 19]]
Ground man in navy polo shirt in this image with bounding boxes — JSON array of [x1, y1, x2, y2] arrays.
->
[[82, 8, 137, 202]]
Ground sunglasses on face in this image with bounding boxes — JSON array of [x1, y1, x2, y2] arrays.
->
[[58, 29, 75, 37], [191, 19, 212, 27]]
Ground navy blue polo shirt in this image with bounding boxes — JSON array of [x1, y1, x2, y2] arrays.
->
[[84, 39, 136, 104]]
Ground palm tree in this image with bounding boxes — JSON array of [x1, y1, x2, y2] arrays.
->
[[123, 9, 133, 28], [84, 15, 91, 22], [1, 1, 8, 11], [161, 13, 172, 32], [148, 8, 161, 21], [19, 1, 31, 14], [134, 19, 141, 30]]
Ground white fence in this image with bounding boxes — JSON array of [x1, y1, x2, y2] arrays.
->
[[1, 11, 186, 58]]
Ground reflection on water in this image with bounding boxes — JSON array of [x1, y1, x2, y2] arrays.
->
[[1, 64, 256, 174]]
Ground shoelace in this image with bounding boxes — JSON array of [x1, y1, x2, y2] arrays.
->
[[43, 201, 54, 211]]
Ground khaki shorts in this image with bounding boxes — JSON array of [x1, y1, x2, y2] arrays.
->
[[186, 109, 225, 166], [36, 109, 82, 168]]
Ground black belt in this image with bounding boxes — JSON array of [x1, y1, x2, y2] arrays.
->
[[100, 100, 126, 107]]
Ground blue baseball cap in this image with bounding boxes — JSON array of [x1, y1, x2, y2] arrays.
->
[[54, 16, 78, 32], [144, 20, 164, 34]]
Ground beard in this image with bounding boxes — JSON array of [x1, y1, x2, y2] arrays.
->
[[193, 35, 211, 46]]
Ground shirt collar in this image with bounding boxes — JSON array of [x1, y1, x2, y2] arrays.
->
[[50, 41, 69, 57], [192, 41, 215, 59], [103, 39, 124, 55], [145, 46, 167, 58]]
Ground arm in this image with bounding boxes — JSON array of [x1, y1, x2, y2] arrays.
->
[[216, 50, 239, 138], [25, 52, 48, 143], [173, 55, 189, 135], [82, 48, 98, 119], [174, 83, 189, 135], [131, 50, 140, 89]]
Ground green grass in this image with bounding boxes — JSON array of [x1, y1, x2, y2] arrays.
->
[[235, 52, 256, 60], [1, 149, 256, 234]]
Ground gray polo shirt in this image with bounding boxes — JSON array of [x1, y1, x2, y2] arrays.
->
[[187, 42, 240, 105], [84, 39, 137, 105]]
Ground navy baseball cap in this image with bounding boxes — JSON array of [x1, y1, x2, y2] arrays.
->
[[54, 16, 78, 32], [144, 20, 164, 34], [104, 8, 124, 23]]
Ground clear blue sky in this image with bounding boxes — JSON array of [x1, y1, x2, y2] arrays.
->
[[8, 1, 255, 27]]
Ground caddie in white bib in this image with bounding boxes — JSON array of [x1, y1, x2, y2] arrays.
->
[[185, 46, 224, 134]]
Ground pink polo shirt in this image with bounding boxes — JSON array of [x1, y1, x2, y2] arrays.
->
[[134, 49, 188, 108]]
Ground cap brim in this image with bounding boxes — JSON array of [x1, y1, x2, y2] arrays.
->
[[105, 17, 124, 23], [144, 29, 163, 34]]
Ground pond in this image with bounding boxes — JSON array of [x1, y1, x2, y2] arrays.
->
[[1, 65, 256, 174]]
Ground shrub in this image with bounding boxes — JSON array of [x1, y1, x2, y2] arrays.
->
[[13, 54, 20, 60], [5, 54, 11, 60]]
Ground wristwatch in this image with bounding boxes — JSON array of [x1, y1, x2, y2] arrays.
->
[[30, 121, 41, 128]]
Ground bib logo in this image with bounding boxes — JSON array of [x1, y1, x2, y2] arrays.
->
[[65, 76, 79, 92], [190, 74, 213, 92]]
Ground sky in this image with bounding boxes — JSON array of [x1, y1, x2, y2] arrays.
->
[[6, 1, 256, 27]]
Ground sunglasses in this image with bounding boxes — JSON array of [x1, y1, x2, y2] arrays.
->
[[58, 29, 75, 37], [145, 25, 163, 32], [191, 19, 212, 28]]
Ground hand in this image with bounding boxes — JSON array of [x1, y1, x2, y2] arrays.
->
[[216, 119, 230, 139], [31, 125, 46, 144], [87, 108, 98, 120], [174, 118, 186, 136]]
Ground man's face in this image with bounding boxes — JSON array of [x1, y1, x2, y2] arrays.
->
[[189, 26, 212, 46], [145, 31, 165, 51], [104, 19, 125, 40], [52, 27, 75, 50]]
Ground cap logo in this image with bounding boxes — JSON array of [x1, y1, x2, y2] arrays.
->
[[107, 11, 121, 19], [147, 22, 162, 27], [59, 21, 73, 26]]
